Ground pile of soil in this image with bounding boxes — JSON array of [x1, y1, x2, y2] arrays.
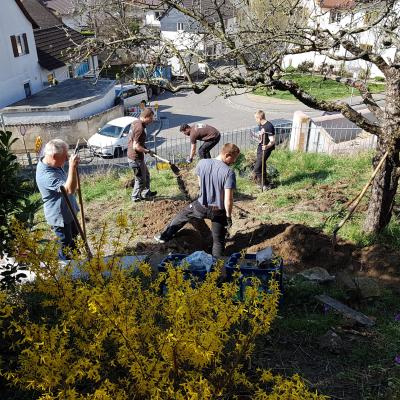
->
[[134, 199, 400, 283]]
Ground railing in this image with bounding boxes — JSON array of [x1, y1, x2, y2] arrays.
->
[[15, 122, 377, 176]]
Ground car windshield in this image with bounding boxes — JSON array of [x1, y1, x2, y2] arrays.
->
[[98, 124, 122, 138]]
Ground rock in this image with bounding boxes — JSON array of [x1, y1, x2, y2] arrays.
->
[[319, 330, 343, 354], [297, 267, 335, 283]]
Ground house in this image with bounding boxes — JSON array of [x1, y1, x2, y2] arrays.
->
[[41, 0, 86, 31], [0, 0, 43, 108], [20, 0, 99, 85], [282, 0, 396, 77], [158, 0, 235, 76]]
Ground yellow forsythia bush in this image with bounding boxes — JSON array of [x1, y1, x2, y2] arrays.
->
[[0, 219, 329, 399]]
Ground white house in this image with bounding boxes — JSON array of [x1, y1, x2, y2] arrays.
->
[[0, 0, 43, 109], [282, 0, 396, 77]]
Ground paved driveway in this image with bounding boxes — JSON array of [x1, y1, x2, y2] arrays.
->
[[151, 85, 384, 140]]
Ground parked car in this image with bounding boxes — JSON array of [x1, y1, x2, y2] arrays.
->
[[87, 116, 137, 157], [115, 84, 148, 108]]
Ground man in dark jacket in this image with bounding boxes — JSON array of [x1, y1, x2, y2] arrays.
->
[[180, 123, 221, 162]]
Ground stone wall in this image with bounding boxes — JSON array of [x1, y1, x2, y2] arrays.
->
[[6, 105, 123, 152]]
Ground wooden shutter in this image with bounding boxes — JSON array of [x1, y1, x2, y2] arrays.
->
[[10, 35, 19, 57], [22, 33, 29, 54]]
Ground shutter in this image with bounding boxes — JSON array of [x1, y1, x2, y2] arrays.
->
[[23, 33, 29, 54], [10, 35, 19, 57]]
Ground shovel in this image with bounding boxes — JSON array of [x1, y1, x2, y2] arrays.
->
[[151, 153, 180, 175]]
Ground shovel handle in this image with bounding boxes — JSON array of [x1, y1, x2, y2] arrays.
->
[[152, 153, 171, 164]]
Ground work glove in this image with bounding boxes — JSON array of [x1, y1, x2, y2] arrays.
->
[[226, 217, 232, 230], [186, 157, 193, 164]]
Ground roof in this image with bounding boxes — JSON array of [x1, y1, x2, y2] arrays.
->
[[182, 0, 235, 20], [42, 0, 75, 15], [2, 79, 115, 112], [14, 0, 39, 28], [319, 0, 355, 9], [107, 116, 138, 127], [19, 0, 61, 28], [34, 25, 86, 70]]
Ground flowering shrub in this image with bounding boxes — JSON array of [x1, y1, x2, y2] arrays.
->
[[0, 219, 328, 399]]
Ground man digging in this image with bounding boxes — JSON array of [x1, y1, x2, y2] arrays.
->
[[180, 123, 221, 162], [154, 143, 240, 258], [128, 108, 157, 202]]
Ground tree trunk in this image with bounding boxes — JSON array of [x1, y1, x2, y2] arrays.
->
[[363, 72, 400, 233], [363, 142, 399, 233]]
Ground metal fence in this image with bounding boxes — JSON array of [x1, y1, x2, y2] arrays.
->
[[16, 121, 377, 176], [16, 123, 292, 174]]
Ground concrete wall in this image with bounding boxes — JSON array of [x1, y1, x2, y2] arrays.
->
[[7, 105, 123, 152], [3, 86, 116, 125], [0, 0, 43, 108]]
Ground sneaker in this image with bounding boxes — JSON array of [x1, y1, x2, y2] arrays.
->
[[131, 197, 141, 203], [154, 234, 166, 244]]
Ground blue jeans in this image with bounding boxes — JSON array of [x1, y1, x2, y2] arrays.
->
[[52, 222, 79, 260]]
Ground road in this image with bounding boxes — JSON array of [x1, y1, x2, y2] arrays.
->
[[151, 85, 384, 140]]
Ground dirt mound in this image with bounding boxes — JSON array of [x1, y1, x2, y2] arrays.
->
[[352, 244, 400, 284]]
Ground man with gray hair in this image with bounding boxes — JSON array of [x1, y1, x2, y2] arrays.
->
[[36, 139, 80, 260]]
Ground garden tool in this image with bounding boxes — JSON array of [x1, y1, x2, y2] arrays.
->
[[151, 153, 180, 175], [261, 130, 266, 192], [74, 139, 87, 238], [60, 186, 93, 259]]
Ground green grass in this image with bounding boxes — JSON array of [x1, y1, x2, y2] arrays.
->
[[254, 73, 385, 101], [249, 149, 400, 250]]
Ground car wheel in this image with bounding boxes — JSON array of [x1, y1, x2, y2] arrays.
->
[[147, 87, 153, 99], [114, 147, 123, 158]]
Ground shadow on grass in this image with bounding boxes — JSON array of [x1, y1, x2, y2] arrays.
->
[[280, 170, 330, 186]]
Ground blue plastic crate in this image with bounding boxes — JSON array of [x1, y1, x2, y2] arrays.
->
[[158, 253, 213, 281], [225, 252, 283, 300]]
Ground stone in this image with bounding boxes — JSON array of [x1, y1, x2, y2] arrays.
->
[[297, 267, 335, 283], [337, 273, 381, 299], [318, 330, 343, 354]]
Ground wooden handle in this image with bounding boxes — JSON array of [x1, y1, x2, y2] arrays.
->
[[60, 186, 92, 259]]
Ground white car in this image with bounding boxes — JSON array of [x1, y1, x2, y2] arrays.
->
[[115, 84, 148, 108], [87, 116, 137, 157]]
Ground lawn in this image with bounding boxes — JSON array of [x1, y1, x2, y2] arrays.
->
[[253, 73, 386, 101]]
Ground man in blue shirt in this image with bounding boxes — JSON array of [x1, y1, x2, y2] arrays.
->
[[154, 143, 240, 258], [36, 139, 80, 260]]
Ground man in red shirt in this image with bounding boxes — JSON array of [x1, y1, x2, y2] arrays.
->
[[180, 123, 221, 162], [127, 108, 157, 202]]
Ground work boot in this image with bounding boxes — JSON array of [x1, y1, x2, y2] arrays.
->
[[142, 190, 157, 199]]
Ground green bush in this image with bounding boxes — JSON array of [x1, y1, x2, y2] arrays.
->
[[374, 76, 385, 82], [284, 65, 297, 73], [297, 61, 314, 73]]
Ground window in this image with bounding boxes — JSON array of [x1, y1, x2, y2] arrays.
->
[[329, 10, 341, 24], [333, 42, 340, 51], [24, 82, 31, 98], [177, 22, 184, 31], [47, 73, 54, 84], [10, 33, 29, 57], [154, 11, 160, 20], [68, 65, 74, 78]]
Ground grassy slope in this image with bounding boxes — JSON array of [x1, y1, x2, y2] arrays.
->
[[28, 151, 400, 399], [253, 73, 385, 101]]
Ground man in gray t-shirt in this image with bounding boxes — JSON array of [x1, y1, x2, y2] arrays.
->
[[36, 139, 80, 260], [154, 143, 240, 258]]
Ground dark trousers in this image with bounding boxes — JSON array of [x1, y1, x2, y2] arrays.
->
[[53, 222, 79, 260], [160, 200, 227, 258], [198, 135, 220, 159], [129, 159, 150, 200], [253, 144, 274, 184]]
